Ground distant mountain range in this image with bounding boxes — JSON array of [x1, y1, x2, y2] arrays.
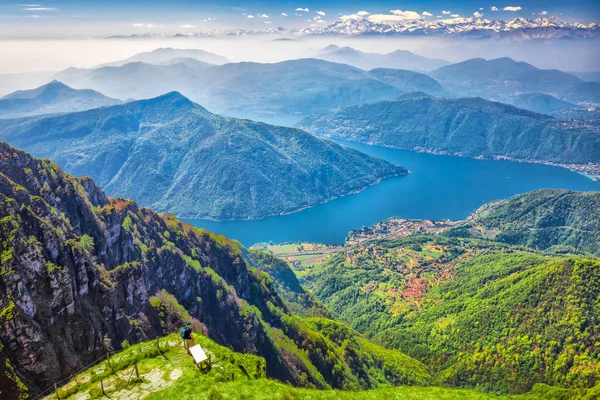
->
[[299, 16, 600, 39], [510, 92, 578, 114], [0, 91, 406, 220], [297, 92, 600, 166], [110, 16, 599, 41], [0, 80, 121, 119], [428, 57, 599, 105], [55, 58, 445, 125], [305, 45, 449, 72], [95, 47, 229, 67], [507, 92, 600, 120]]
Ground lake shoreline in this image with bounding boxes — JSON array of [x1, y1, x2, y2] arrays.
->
[[181, 169, 409, 222], [335, 139, 600, 181], [187, 142, 600, 247]]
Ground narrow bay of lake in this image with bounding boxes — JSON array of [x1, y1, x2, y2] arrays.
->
[[187, 140, 600, 246]]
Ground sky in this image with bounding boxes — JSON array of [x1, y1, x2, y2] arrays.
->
[[0, 0, 599, 38]]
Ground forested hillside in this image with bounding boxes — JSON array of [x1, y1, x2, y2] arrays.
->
[[446, 189, 600, 255], [0, 92, 405, 220], [297, 93, 600, 166], [297, 234, 600, 395]]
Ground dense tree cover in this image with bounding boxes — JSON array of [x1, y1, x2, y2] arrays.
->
[[379, 255, 600, 394], [446, 189, 600, 255], [300, 236, 513, 336], [298, 235, 600, 395], [247, 250, 330, 318]]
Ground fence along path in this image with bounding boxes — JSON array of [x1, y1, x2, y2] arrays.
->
[[35, 337, 176, 400]]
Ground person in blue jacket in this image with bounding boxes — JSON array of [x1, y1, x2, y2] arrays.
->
[[180, 322, 195, 353]]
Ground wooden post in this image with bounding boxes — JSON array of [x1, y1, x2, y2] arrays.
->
[[157, 337, 167, 359], [100, 378, 105, 395], [134, 361, 139, 378], [106, 353, 113, 370], [54, 383, 60, 399], [231, 372, 234, 381]]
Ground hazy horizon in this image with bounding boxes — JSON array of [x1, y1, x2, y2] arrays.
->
[[1, 34, 598, 75]]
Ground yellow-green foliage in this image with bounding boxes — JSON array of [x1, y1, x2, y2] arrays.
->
[[122, 216, 133, 232], [183, 255, 202, 272], [197, 228, 242, 254], [149, 289, 195, 331], [73, 234, 94, 253], [0, 299, 16, 322]]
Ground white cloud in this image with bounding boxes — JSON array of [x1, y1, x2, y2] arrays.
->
[[436, 15, 442, 18], [422, 11, 433, 17], [491, 6, 499, 11], [357, 11, 370, 16], [180, 24, 195, 28], [442, 10, 451, 15], [503, 6, 522, 11], [247, 15, 254, 18], [296, 8, 309, 12], [368, 9, 422, 23], [473, 11, 484, 18], [132, 23, 156, 28], [258, 13, 269, 18], [479, 7, 484, 10], [264, 21, 272, 24], [281, 12, 288, 17], [390, 10, 421, 18], [23, 7, 56, 11], [451, 14, 460, 17], [316, 11, 325, 16], [539, 10, 547, 15], [317, 20, 327, 23]]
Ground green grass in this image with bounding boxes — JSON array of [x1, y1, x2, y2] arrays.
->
[[52, 333, 265, 400], [51, 331, 596, 400], [149, 379, 513, 400]]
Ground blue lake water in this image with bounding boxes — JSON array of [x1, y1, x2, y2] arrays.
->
[[187, 140, 600, 246]]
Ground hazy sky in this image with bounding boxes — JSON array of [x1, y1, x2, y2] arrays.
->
[[0, 0, 598, 38]]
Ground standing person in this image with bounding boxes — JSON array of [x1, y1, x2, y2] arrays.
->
[[180, 322, 195, 354]]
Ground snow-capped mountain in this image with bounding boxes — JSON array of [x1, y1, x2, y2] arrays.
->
[[107, 16, 599, 40], [303, 16, 599, 39]]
